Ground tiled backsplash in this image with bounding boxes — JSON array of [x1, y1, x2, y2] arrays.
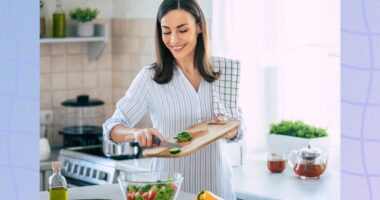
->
[[40, 19, 155, 145]]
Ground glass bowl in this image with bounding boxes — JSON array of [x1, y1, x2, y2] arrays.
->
[[117, 171, 184, 200]]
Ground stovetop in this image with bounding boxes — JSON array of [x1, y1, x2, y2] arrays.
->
[[72, 145, 138, 161]]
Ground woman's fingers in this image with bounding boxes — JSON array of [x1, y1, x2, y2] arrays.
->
[[151, 129, 165, 141], [145, 129, 153, 147], [134, 128, 165, 148]]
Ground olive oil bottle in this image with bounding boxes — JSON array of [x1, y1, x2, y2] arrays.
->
[[52, 0, 66, 37], [49, 162, 68, 200]]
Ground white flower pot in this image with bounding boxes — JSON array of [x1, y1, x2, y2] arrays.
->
[[77, 21, 94, 37], [267, 134, 329, 155]]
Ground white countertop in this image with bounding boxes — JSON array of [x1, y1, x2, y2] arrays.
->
[[40, 183, 196, 200], [41, 146, 339, 200], [232, 147, 340, 200]]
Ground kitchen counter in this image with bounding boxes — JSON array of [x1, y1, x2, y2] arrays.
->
[[232, 146, 340, 200], [40, 146, 339, 200], [40, 183, 196, 200]]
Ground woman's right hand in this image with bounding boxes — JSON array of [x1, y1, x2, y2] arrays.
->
[[133, 128, 165, 148]]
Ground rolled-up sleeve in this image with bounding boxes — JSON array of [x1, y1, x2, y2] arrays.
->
[[225, 104, 246, 143], [103, 68, 151, 144]]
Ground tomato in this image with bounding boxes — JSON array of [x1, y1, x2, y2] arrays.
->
[[148, 190, 157, 200], [143, 192, 149, 200], [127, 192, 135, 200], [170, 183, 177, 191]]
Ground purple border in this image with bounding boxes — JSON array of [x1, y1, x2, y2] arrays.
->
[[0, 0, 39, 199]]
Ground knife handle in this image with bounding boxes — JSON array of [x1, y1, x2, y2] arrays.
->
[[152, 136, 161, 146]]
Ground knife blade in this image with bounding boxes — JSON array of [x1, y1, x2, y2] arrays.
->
[[152, 136, 181, 148]]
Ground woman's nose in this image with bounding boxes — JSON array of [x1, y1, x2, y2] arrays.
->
[[170, 33, 179, 44]]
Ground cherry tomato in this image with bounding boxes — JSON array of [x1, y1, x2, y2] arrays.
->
[[127, 192, 135, 200]]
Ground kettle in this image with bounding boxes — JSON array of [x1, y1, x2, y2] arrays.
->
[[288, 143, 328, 179]]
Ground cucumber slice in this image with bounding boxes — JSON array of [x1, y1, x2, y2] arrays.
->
[[169, 147, 181, 154]]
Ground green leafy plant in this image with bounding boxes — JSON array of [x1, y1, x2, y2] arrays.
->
[[69, 8, 100, 22], [269, 120, 328, 138]]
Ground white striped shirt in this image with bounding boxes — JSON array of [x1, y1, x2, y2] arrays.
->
[[104, 65, 237, 199]]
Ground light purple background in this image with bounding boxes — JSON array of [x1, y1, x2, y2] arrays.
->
[[342, 0, 380, 199], [0, 0, 379, 199], [0, 0, 40, 199]]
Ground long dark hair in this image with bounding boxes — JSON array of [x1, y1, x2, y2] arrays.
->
[[152, 0, 219, 84]]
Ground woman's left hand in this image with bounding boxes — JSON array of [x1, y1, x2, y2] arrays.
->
[[211, 116, 238, 139]]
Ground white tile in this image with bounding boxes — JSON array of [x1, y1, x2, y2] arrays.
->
[[51, 73, 67, 90], [40, 44, 51, 56], [139, 36, 155, 55], [51, 43, 66, 55], [52, 90, 67, 108], [83, 71, 98, 88], [40, 56, 51, 73], [40, 74, 51, 91], [67, 72, 83, 89], [98, 53, 112, 70], [66, 43, 82, 54], [40, 91, 52, 109], [83, 56, 98, 71], [98, 70, 112, 88], [51, 55, 67, 73], [98, 88, 112, 105], [66, 55, 83, 72]]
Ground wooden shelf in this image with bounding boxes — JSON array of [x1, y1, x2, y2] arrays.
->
[[40, 24, 109, 61]]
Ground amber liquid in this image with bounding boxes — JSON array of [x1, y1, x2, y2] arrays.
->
[[267, 160, 286, 173], [49, 187, 68, 200], [293, 163, 326, 178]]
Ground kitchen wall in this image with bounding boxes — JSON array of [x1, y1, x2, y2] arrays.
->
[[40, 19, 113, 145], [41, 1, 213, 145]]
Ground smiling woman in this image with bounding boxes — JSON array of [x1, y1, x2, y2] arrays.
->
[[103, 0, 245, 199]]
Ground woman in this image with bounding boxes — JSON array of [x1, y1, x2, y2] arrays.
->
[[103, 0, 244, 199]]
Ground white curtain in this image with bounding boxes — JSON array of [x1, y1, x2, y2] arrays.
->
[[211, 0, 340, 153]]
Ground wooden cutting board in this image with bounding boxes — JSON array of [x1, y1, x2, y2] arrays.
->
[[142, 120, 241, 158]]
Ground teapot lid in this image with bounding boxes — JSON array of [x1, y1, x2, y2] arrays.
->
[[299, 143, 321, 160]]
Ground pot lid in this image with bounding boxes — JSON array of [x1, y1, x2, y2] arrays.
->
[[299, 143, 321, 160], [61, 95, 104, 107]]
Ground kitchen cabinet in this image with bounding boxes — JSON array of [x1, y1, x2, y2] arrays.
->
[[40, 24, 109, 61]]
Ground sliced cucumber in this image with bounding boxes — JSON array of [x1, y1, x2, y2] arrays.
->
[[169, 147, 181, 154]]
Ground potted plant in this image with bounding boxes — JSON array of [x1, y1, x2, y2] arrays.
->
[[267, 120, 329, 155], [69, 7, 100, 37]]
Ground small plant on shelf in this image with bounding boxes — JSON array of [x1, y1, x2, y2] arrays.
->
[[69, 7, 100, 37]]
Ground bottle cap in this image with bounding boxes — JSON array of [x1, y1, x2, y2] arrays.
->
[[51, 162, 61, 170]]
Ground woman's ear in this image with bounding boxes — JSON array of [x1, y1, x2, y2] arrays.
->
[[197, 23, 202, 34]]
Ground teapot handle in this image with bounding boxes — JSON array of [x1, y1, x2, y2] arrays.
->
[[287, 150, 298, 169]]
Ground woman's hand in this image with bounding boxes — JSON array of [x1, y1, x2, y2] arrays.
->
[[211, 116, 238, 139], [134, 128, 165, 148]]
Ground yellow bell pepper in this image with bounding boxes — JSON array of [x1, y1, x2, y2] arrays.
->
[[197, 190, 223, 200]]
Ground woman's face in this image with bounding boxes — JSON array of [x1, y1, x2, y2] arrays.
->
[[161, 9, 201, 62]]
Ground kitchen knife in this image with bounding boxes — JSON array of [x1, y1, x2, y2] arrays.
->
[[152, 136, 181, 148]]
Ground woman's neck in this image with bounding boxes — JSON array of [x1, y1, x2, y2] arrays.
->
[[176, 59, 195, 74]]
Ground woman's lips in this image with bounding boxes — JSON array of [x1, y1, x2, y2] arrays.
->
[[171, 44, 186, 52]]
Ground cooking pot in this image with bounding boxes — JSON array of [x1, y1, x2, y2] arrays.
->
[[102, 138, 142, 158]]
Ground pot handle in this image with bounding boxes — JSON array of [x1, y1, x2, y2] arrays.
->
[[130, 141, 142, 158], [288, 150, 298, 169]]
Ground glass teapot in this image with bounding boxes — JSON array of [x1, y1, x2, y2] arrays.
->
[[288, 143, 328, 179]]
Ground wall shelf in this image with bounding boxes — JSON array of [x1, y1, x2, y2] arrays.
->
[[40, 24, 109, 61]]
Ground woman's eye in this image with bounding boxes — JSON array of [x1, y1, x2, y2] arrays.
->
[[179, 29, 188, 33], [163, 32, 171, 35]]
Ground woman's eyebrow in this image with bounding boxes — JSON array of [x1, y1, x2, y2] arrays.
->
[[162, 23, 189, 29]]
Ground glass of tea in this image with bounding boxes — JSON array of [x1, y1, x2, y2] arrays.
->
[[267, 153, 286, 173]]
